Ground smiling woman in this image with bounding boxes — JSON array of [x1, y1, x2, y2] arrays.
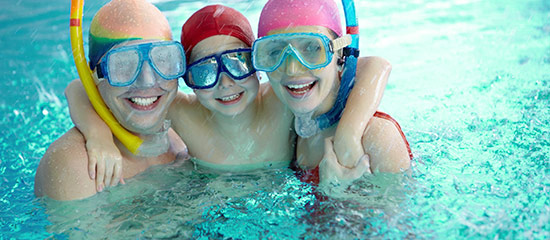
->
[[1, 0, 549, 238]]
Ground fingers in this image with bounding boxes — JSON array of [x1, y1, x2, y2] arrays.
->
[[349, 154, 372, 180], [319, 137, 342, 185], [104, 163, 113, 188], [88, 152, 97, 180], [323, 136, 337, 159], [111, 164, 122, 187], [96, 158, 105, 192], [359, 154, 372, 174]]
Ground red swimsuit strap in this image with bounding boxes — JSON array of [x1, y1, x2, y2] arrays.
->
[[295, 111, 413, 185], [373, 111, 413, 160]]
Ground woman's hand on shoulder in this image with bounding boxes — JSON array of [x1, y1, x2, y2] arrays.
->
[[319, 137, 371, 188]]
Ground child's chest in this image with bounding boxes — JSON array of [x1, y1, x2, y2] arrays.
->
[[182, 118, 295, 165]]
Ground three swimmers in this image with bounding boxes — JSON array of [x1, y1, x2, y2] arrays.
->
[[36, 0, 412, 200]]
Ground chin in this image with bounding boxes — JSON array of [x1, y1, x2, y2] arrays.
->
[[123, 116, 165, 134], [287, 97, 320, 115], [219, 105, 246, 116], [289, 105, 315, 115]]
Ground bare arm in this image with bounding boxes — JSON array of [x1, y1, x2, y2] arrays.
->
[[333, 56, 391, 168], [65, 79, 122, 190]]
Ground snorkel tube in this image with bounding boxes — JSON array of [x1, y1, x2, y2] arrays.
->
[[317, 0, 359, 130], [70, 0, 143, 154]]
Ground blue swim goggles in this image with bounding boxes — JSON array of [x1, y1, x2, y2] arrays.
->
[[96, 41, 186, 87], [183, 48, 256, 89], [251, 32, 351, 72]]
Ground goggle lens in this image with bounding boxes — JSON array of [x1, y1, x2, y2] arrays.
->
[[150, 44, 186, 79], [184, 49, 255, 89], [293, 37, 327, 66], [186, 58, 218, 88], [107, 49, 140, 86], [222, 51, 254, 78], [99, 41, 186, 87]]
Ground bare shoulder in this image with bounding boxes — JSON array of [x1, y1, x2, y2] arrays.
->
[[168, 92, 211, 139], [357, 56, 391, 69], [34, 128, 96, 201], [362, 115, 411, 173]]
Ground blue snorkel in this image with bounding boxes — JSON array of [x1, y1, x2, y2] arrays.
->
[[316, 0, 359, 130]]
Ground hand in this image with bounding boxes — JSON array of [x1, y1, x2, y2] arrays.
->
[[319, 137, 372, 187], [85, 139, 124, 192]]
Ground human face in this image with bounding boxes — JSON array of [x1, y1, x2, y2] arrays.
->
[[96, 40, 178, 134], [264, 26, 341, 115], [191, 35, 259, 117]]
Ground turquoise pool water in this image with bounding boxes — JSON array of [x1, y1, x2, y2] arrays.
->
[[1, 0, 549, 238]]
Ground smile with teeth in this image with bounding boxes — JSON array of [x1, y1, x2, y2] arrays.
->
[[129, 96, 158, 106], [217, 92, 241, 102], [286, 81, 316, 95]]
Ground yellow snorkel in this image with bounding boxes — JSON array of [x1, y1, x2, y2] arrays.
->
[[69, 0, 143, 154]]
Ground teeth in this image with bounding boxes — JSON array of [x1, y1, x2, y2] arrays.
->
[[220, 93, 240, 101], [130, 97, 158, 106], [287, 82, 314, 89]]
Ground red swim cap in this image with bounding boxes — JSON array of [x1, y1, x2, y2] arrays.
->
[[181, 5, 255, 61]]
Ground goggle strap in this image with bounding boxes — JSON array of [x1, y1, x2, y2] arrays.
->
[[331, 35, 352, 52], [96, 65, 105, 79]]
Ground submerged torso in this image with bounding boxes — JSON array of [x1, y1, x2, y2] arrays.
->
[[296, 124, 337, 169], [35, 128, 181, 200]]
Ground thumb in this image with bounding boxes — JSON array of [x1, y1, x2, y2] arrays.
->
[[323, 136, 336, 158], [349, 154, 372, 180]]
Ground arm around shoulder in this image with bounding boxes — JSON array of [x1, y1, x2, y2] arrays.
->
[[35, 128, 97, 201], [333, 56, 392, 168]]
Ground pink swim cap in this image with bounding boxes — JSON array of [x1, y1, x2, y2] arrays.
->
[[258, 0, 343, 38]]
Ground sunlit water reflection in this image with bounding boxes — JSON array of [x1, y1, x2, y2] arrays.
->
[[1, 0, 548, 239]]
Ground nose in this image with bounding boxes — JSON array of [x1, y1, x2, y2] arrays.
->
[[134, 61, 157, 89], [284, 54, 306, 76], [217, 72, 235, 89]]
